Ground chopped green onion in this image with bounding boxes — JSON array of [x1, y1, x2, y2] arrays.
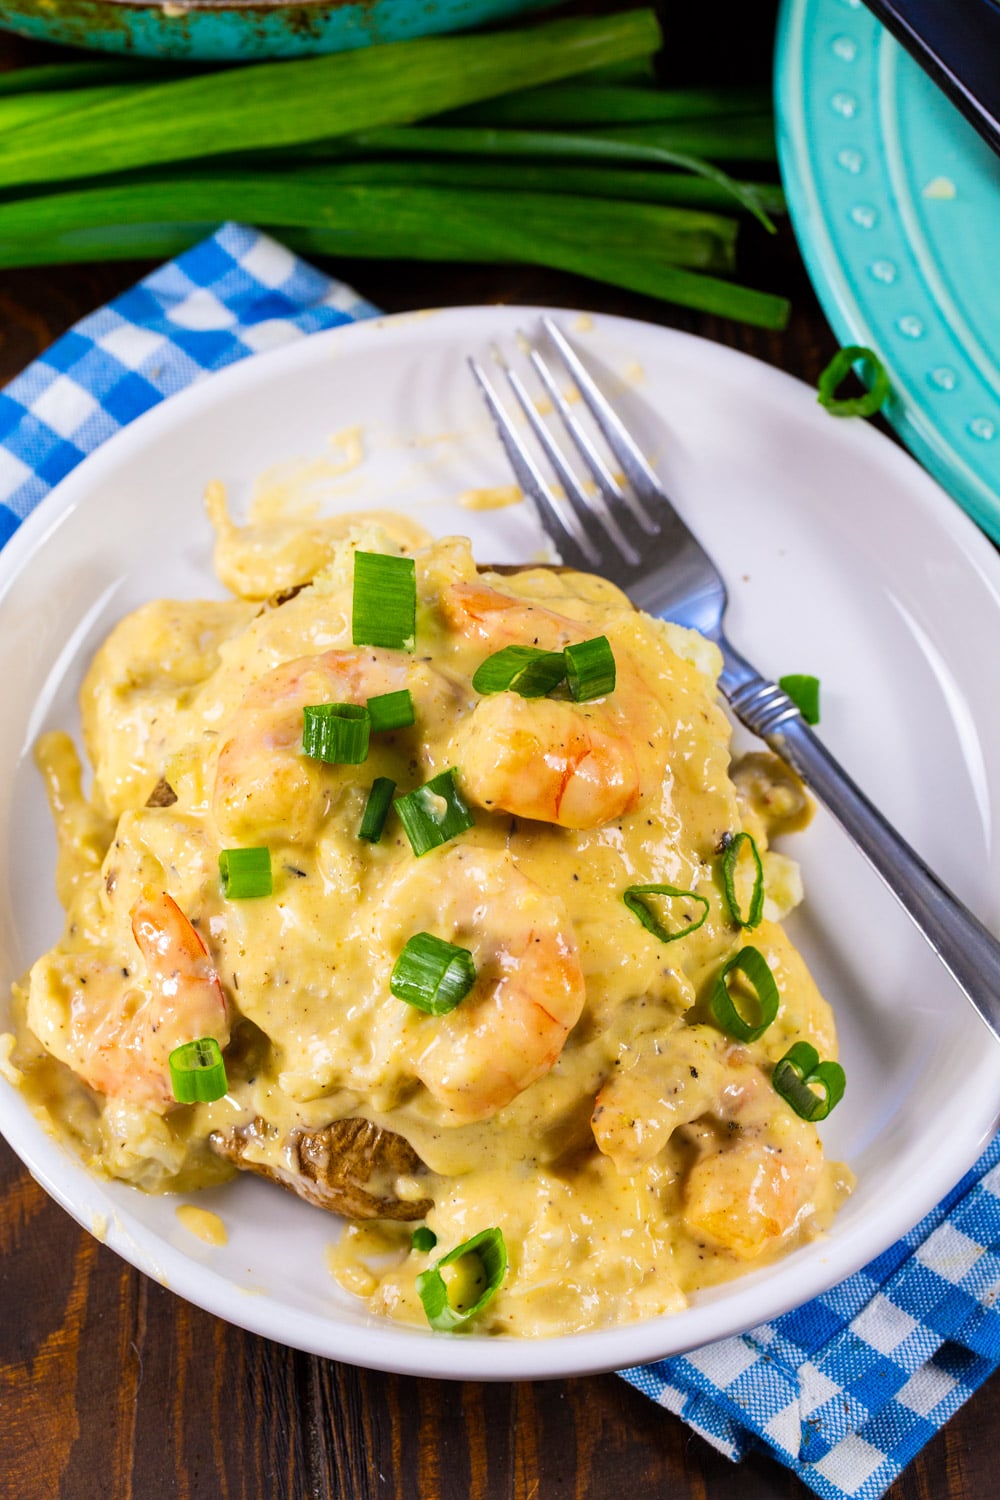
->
[[779, 673, 821, 726], [623, 883, 710, 944], [391, 931, 477, 1015], [168, 1037, 228, 1105], [302, 702, 370, 764], [367, 688, 415, 732], [352, 551, 416, 650], [395, 769, 475, 856], [416, 1227, 507, 1331], [565, 635, 616, 700], [219, 846, 272, 899], [472, 645, 567, 697], [359, 776, 396, 843], [411, 1226, 438, 1252], [772, 1041, 846, 1121], [710, 945, 779, 1042], [721, 832, 764, 929], [817, 345, 891, 417]]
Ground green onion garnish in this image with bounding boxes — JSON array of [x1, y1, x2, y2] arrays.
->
[[472, 645, 567, 698], [565, 635, 616, 700], [302, 702, 371, 764], [219, 846, 272, 899], [367, 688, 415, 733], [395, 769, 475, 856], [359, 776, 396, 843], [352, 551, 416, 651], [168, 1037, 228, 1105], [779, 673, 821, 725], [411, 1226, 438, 1253], [721, 832, 764, 929], [391, 931, 477, 1015], [623, 883, 709, 944], [817, 345, 891, 418], [415, 1227, 507, 1331], [710, 945, 779, 1042], [772, 1041, 846, 1121]]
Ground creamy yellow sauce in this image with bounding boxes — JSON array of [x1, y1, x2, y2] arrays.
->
[[11, 508, 851, 1337], [457, 485, 523, 512], [176, 1204, 228, 1247]]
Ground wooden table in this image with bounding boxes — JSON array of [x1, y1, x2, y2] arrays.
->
[[0, 15, 994, 1499]]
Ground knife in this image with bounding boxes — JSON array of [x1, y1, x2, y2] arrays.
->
[[862, 0, 1000, 156]]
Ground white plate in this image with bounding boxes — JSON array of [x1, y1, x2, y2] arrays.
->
[[1, 306, 999, 1382]]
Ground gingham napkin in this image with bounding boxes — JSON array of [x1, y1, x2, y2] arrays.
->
[[1, 222, 998, 1500]]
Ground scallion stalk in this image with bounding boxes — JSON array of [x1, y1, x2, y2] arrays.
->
[[445, 82, 773, 129], [0, 11, 662, 190]]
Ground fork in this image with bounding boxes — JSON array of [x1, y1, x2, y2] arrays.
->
[[470, 315, 1000, 1044]]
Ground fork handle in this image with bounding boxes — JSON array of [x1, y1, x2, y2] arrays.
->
[[720, 651, 1000, 1043]]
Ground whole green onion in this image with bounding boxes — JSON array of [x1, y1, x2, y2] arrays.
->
[[416, 1227, 508, 1330], [0, 11, 662, 191], [168, 1038, 228, 1105], [446, 82, 772, 129], [710, 946, 780, 1043]]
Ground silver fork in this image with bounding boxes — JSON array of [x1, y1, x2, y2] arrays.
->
[[470, 315, 1000, 1044]]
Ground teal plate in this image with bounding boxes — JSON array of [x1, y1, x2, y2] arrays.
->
[[776, 0, 1000, 541], [0, 0, 551, 61]]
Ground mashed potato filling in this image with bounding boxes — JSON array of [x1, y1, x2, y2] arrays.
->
[[11, 503, 851, 1336]]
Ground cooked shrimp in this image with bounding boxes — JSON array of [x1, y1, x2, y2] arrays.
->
[[213, 648, 455, 843], [26, 890, 229, 1113], [682, 1092, 824, 1261], [443, 582, 660, 831], [457, 693, 642, 830], [592, 1023, 823, 1260], [591, 1024, 728, 1174], [378, 846, 586, 1122], [441, 581, 584, 650]]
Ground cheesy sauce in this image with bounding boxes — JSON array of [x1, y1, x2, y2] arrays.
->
[[10, 499, 851, 1337]]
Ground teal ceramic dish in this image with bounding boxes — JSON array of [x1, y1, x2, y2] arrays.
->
[[0, 0, 552, 61], [776, 0, 1000, 542]]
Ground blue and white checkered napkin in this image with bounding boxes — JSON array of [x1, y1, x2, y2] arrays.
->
[[2, 221, 999, 1500]]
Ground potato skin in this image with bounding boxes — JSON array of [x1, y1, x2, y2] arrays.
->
[[210, 1116, 433, 1221]]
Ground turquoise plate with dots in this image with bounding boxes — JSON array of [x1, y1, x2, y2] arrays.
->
[[775, 0, 1000, 542]]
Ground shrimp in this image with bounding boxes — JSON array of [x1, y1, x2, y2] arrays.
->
[[26, 890, 229, 1113], [444, 582, 655, 831], [591, 1024, 729, 1174], [213, 648, 454, 843], [378, 845, 586, 1122], [592, 1024, 824, 1260], [441, 581, 584, 650], [454, 693, 642, 831]]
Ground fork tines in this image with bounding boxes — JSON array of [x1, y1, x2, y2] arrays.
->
[[469, 316, 662, 577]]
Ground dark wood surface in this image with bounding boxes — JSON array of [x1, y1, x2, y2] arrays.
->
[[0, 16, 995, 1500]]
